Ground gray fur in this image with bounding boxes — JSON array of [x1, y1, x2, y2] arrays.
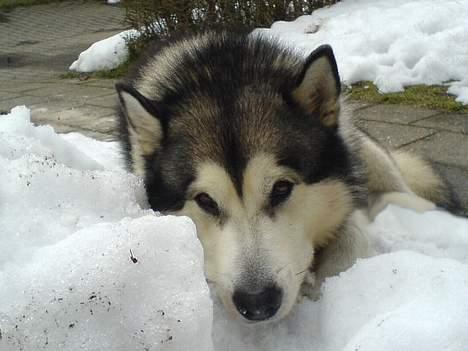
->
[[116, 31, 459, 322]]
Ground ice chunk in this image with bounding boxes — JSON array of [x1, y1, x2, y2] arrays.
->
[[0, 216, 213, 351]]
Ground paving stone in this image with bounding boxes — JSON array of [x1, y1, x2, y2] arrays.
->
[[356, 120, 435, 149], [0, 81, 58, 93], [0, 1, 127, 83], [413, 113, 467, 134], [77, 79, 119, 90], [49, 124, 118, 142], [0, 95, 44, 111], [346, 101, 374, 112], [86, 94, 118, 109], [31, 105, 117, 134], [25, 84, 115, 98], [400, 132, 468, 168], [0, 92, 20, 102], [354, 104, 439, 124]]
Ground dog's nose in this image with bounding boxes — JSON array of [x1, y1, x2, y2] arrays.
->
[[232, 285, 283, 321]]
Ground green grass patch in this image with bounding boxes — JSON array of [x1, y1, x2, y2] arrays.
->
[[60, 61, 130, 80], [347, 82, 468, 113]]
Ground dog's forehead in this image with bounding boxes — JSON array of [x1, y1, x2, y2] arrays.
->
[[192, 154, 292, 201], [166, 90, 314, 194]]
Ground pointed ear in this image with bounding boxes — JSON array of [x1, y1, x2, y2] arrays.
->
[[292, 45, 341, 128], [116, 83, 164, 159]]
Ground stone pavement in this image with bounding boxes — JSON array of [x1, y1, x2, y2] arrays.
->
[[0, 1, 467, 213], [0, 0, 127, 140]]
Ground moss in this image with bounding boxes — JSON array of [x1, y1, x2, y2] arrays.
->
[[60, 60, 130, 80], [347, 82, 468, 113]]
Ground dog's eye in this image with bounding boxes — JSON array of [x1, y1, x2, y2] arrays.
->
[[270, 180, 294, 207], [195, 193, 220, 216]]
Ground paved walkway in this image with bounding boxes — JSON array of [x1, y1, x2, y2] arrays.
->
[[0, 1, 467, 213], [0, 1, 127, 140]]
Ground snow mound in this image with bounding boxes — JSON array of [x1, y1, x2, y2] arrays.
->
[[259, 0, 468, 104], [1, 106, 468, 350], [69, 29, 139, 72], [0, 107, 213, 351], [212, 251, 468, 351], [70, 0, 468, 104]]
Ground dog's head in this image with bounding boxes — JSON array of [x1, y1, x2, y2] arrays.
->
[[116, 39, 357, 323]]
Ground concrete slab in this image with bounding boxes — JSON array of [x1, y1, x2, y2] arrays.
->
[[86, 94, 118, 109], [354, 104, 439, 124], [413, 113, 467, 134], [346, 101, 374, 112], [31, 105, 117, 134], [25, 84, 115, 98], [400, 132, 468, 168], [0, 95, 44, 112], [50, 124, 118, 142], [0, 92, 20, 102], [0, 81, 59, 93], [356, 120, 436, 148], [19, 87, 114, 111], [77, 79, 119, 90]]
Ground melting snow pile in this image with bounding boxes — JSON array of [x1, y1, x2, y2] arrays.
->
[[0, 106, 213, 351], [1, 106, 468, 351], [213, 208, 468, 351], [69, 29, 139, 73], [70, 0, 468, 104], [261, 0, 468, 103]]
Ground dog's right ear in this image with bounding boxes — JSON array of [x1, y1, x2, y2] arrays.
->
[[291, 45, 341, 128], [116, 83, 164, 158]]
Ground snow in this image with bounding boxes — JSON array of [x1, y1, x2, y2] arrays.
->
[[69, 29, 139, 73], [212, 207, 468, 351], [70, 0, 468, 104], [1, 106, 468, 350], [259, 0, 468, 103], [71, 0, 468, 104], [0, 107, 213, 351]]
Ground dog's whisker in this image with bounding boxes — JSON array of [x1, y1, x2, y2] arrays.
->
[[295, 267, 310, 276]]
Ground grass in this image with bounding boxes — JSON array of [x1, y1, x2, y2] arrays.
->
[[347, 82, 468, 113], [60, 61, 130, 80]]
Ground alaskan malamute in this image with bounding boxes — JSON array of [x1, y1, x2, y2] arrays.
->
[[115, 31, 458, 323]]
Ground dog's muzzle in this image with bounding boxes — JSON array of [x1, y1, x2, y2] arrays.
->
[[232, 284, 283, 322]]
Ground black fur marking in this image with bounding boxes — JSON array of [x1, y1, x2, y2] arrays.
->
[[298, 44, 341, 96], [115, 31, 366, 212], [115, 82, 169, 130]]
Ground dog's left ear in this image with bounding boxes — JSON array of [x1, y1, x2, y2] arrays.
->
[[292, 45, 341, 128]]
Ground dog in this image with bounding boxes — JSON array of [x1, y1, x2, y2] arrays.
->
[[115, 31, 458, 323]]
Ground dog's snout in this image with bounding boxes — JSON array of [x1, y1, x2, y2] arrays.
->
[[232, 285, 283, 321]]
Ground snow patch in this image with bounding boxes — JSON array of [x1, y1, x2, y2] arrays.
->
[[258, 0, 468, 104], [0, 107, 213, 351], [71, 0, 468, 104], [1, 106, 468, 350], [69, 29, 139, 72]]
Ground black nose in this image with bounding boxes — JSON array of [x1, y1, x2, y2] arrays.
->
[[232, 285, 283, 321]]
